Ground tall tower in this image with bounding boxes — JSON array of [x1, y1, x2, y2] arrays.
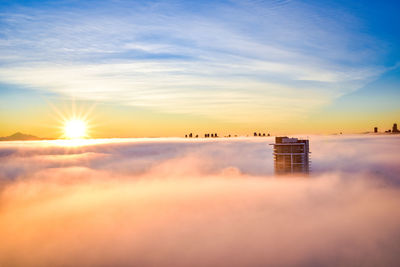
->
[[270, 137, 310, 174], [393, 123, 399, 133]]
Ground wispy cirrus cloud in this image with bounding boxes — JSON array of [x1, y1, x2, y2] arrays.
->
[[0, 0, 387, 122]]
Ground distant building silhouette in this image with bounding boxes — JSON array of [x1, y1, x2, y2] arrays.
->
[[393, 123, 399, 133], [270, 137, 310, 174], [374, 127, 378, 133]]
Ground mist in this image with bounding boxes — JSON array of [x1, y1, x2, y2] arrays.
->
[[1, 136, 400, 266]]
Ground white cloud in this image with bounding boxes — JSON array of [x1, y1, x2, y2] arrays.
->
[[0, 1, 386, 122], [0, 136, 400, 266]]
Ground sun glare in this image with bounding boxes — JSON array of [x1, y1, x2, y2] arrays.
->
[[64, 119, 87, 139]]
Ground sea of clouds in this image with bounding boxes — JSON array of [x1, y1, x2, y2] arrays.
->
[[1, 135, 400, 266]]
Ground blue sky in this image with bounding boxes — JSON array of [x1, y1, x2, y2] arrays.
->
[[0, 0, 399, 135]]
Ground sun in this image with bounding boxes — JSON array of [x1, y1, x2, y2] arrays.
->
[[64, 119, 87, 139], [48, 99, 96, 141]]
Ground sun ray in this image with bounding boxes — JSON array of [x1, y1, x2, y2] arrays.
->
[[43, 97, 99, 141]]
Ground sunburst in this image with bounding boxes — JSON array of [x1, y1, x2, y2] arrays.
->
[[47, 99, 97, 141]]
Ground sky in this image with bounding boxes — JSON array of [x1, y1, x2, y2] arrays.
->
[[0, 0, 399, 137], [1, 135, 400, 266]]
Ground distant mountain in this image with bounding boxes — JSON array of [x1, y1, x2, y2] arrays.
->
[[0, 132, 42, 141]]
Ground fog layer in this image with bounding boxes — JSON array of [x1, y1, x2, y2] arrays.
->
[[1, 136, 400, 266]]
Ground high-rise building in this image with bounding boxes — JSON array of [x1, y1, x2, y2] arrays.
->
[[270, 136, 310, 174], [393, 123, 399, 133]]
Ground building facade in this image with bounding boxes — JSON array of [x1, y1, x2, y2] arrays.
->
[[270, 136, 310, 174], [393, 123, 399, 133]]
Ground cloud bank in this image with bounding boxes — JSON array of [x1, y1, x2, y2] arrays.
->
[[1, 135, 400, 266]]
